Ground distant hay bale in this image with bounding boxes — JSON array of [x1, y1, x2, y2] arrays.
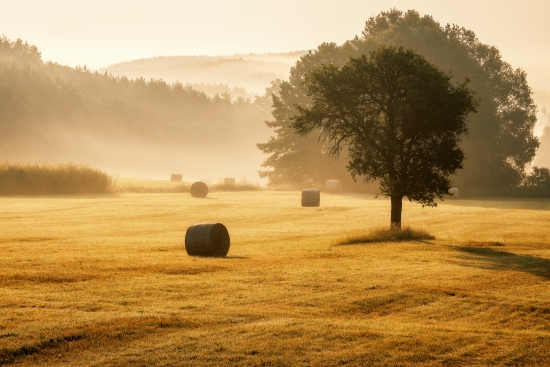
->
[[224, 178, 236, 186], [448, 188, 460, 199], [325, 180, 343, 193], [185, 223, 230, 257], [170, 174, 182, 182], [302, 188, 320, 207], [190, 181, 208, 198]]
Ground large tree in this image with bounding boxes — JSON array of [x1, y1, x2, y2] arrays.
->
[[293, 46, 477, 229], [258, 10, 539, 192]]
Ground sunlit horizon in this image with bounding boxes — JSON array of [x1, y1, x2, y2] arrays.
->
[[3, 0, 549, 91]]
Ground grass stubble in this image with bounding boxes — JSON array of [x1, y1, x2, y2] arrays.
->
[[0, 192, 549, 366]]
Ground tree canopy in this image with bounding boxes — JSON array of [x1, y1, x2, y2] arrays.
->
[[294, 46, 477, 228], [258, 9, 539, 192], [534, 108, 550, 168]]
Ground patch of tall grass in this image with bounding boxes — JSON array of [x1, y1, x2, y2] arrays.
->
[[334, 226, 435, 246], [0, 162, 113, 195]]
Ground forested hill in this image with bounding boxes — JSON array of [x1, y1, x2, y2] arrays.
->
[[100, 49, 550, 174], [100, 52, 307, 95], [0, 37, 273, 180]]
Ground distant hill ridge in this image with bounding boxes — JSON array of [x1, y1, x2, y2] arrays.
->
[[102, 51, 307, 68], [100, 51, 308, 94]]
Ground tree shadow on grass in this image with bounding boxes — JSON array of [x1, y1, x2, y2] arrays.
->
[[454, 246, 550, 280], [440, 197, 550, 211], [191, 255, 250, 260]]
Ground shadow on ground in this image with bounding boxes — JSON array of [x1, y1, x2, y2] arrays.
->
[[440, 197, 550, 211], [454, 246, 550, 280]]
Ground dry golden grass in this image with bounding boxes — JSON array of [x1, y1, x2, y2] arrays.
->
[[0, 191, 549, 366], [0, 163, 112, 195]]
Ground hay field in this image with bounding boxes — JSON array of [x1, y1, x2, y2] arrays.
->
[[111, 178, 261, 193], [111, 178, 190, 193], [1, 192, 549, 366]]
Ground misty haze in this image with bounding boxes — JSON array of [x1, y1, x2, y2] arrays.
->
[[1, 2, 550, 366]]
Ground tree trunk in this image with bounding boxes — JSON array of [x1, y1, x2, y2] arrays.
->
[[390, 195, 403, 230]]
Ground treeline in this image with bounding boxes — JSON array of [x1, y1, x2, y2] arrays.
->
[[186, 83, 255, 100], [2, 29, 548, 196], [258, 10, 543, 195], [0, 36, 272, 179], [466, 166, 550, 198]]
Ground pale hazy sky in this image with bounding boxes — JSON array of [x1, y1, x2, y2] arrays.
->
[[2, 0, 549, 90]]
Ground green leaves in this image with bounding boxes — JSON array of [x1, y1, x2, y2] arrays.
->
[[259, 9, 538, 193], [294, 46, 477, 209]]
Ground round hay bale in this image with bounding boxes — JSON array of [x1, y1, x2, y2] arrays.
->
[[448, 187, 459, 199], [224, 178, 236, 186], [302, 188, 320, 207], [185, 223, 230, 257], [325, 180, 343, 193], [170, 174, 182, 182], [190, 181, 208, 198]]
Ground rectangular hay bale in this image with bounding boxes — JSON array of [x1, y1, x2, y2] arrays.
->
[[224, 178, 236, 186], [170, 174, 183, 182]]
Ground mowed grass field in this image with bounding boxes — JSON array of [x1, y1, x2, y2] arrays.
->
[[1, 191, 549, 366]]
